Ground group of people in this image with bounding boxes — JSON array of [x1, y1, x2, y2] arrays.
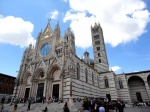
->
[[81, 96, 125, 112], [3, 95, 150, 112]]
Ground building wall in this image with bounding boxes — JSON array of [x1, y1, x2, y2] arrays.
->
[[0, 73, 15, 95], [0, 73, 16, 102]]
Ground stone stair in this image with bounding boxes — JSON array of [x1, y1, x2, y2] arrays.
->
[[1, 102, 82, 112]]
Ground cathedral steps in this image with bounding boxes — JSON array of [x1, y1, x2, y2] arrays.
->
[[2, 102, 82, 112]]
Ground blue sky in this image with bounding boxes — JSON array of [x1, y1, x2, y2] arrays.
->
[[0, 0, 150, 77]]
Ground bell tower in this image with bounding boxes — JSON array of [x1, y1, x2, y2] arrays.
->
[[91, 22, 109, 72]]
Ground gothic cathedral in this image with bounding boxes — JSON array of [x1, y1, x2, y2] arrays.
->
[[14, 21, 150, 103]]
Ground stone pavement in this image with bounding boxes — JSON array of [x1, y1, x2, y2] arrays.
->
[[124, 107, 150, 112], [1, 103, 150, 112]]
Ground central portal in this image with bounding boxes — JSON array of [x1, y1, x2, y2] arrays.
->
[[24, 88, 30, 99], [36, 83, 44, 98], [52, 84, 59, 98]]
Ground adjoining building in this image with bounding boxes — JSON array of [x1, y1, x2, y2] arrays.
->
[[0, 73, 16, 102], [13, 21, 150, 103]]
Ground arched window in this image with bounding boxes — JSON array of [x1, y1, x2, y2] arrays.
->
[[119, 79, 123, 89], [85, 69, 88, 83], [77, 63, 80, 80], [67, 36, 68, 42], [99, 59, 101, 63], [0, 79, 4, 84], [104, 77, 109, 88], [92, 73, 94, 85], [6, 80, 10, 85], [98, 53, 100, 57]]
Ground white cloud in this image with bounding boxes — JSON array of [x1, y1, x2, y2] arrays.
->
[[0, 15, 35, 47], [110, 66, 122, 72], [63, 0, 68, 3], [63, 0, 150, 49], [49, 10, 59, 19]]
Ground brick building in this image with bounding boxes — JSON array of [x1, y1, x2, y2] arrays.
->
[[0, 73, 16, 95]]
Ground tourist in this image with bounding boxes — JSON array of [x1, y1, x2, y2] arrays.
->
[[42, 96, 45, 103], [0, 104, 3, 112], [1, 97, 5, 104], [82, 103, 90, 112], [14, 103, 17, 112], [93, 101, 99, 112], [27, 102, 31, 111], [99, 103, 105, 112], [42, 106, 48, 112], [118, 102, 124, 112], [63, 102, 70, 112]]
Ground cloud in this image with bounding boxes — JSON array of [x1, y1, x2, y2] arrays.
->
[[48, 10, 59, 19], [63, 0, 68, 3], [63, 0, 150, 49], [0, 15, 35, 47], [110, 66, 122, 72]]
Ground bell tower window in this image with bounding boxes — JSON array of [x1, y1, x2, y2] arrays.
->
[[96, 47, 100, 51], [99, 59, 101, 63], [95, 40, 100, 45]]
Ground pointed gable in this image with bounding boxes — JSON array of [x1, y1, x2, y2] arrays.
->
[[41, 21, 54, 40]]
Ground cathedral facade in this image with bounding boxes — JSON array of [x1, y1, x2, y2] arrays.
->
[[13, 21, 150, 103]]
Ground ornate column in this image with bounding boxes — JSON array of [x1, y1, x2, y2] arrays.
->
[[30, 80, 38, 97], [45, 78, 53, 98], [18, 82, 25, 98]]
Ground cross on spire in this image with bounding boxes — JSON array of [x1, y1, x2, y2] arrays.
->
[[48, 19, 51, 24]]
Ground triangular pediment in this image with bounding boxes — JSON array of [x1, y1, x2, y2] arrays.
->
[[39, 59, 47, 68], [41, 22, 54, 40]]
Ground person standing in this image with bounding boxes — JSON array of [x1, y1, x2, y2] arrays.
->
[[14, 103, 17, 112], [118, 102, 124, 112], [99, 103, 105, 112], [82, 103, 90, 112], [42, 107, 48, 112], [63, 102, 70, 112], [93, 102, 99, 112], [27, 102, 31, 111], [0, 104, 4, 112], [1, 97, 5, 104]]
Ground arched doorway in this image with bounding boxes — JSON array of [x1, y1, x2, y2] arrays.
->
[[52, 69, 60, 98], [24, 75, 31, 99], [128, 76, 149, 102], [36, 83, 44, 99]]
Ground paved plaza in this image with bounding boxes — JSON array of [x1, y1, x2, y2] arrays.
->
[[124, 107, 150, 112], [1, 103, 150, 112]]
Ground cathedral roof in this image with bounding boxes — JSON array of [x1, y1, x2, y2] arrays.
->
[[83, 51, 94, 65]]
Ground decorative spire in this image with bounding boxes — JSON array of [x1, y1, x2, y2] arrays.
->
[[48, 19, 51, 25]]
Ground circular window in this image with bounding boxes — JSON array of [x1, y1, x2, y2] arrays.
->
[[40, 44, 51, 56]]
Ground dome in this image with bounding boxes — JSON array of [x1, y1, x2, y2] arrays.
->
[[83, 51, 94, 65]]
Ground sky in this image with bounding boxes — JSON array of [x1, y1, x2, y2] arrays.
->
[[0, 0, 150, 77]]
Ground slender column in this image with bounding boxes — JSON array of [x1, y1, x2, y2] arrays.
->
[[17, 85, 22, 98], [29, 82, 34, 97], [30, 81, 38, 97], [45, 78, 53, 98], [59, 75, 63, 99], [18, 83, 25, 98], [33, 82, 38, 97], [49, 80, 52, 97], [43, 79, 47, 97], [21, 84, 26, 98], [45, 79, 49, 98]]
